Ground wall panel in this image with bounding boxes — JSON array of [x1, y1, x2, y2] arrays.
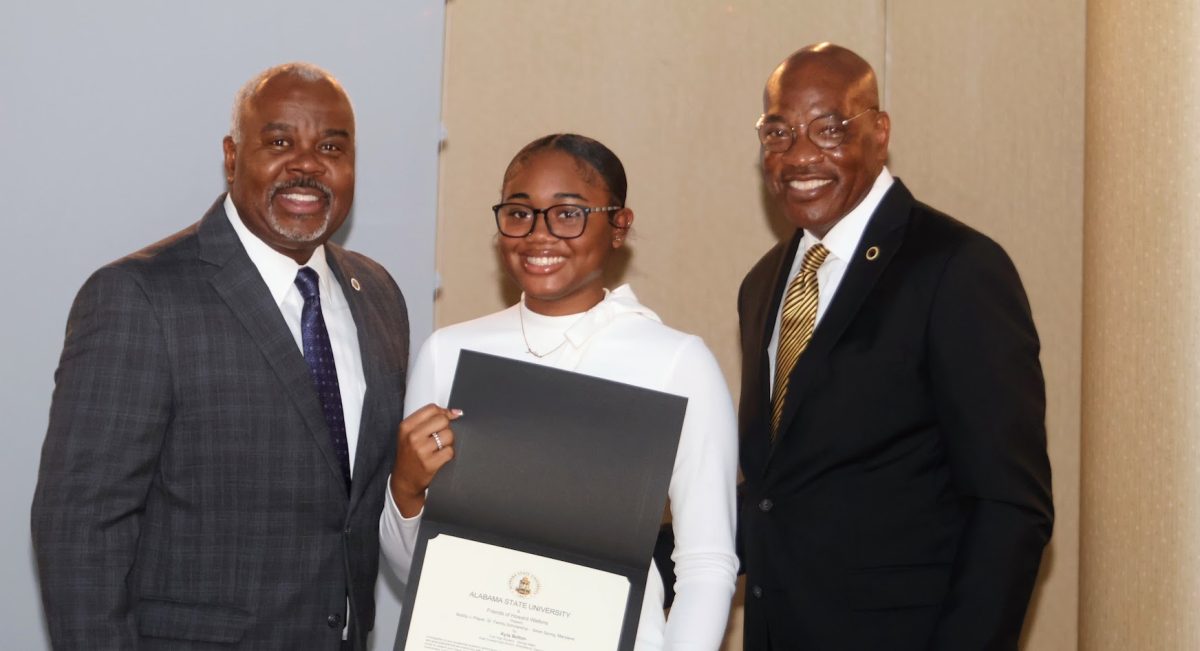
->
[[1, 2, 445, 648], [1081, 1, 1200, 648], [439, 2, 1084, 648]]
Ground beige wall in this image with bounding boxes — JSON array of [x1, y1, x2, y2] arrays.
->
[[1080, 1, 1200, 648], [435, 1, 1084, 648]]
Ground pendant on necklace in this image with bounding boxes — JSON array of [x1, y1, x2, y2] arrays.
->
[[519, 304, 570, 358]]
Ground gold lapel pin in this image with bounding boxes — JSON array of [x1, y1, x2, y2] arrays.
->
[[865, 246, 880, 261], [350, 278, 362, 292]]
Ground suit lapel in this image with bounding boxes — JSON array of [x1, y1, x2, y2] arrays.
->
[[198, 200, 350, 496], [751, 234, 801, 419], [740, 235, 801, 473], [757, 234, 804, 397], [326, 247, 387, 507], [773, 181, 915, 444]]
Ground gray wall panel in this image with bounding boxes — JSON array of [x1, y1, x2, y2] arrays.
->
[[0, 2, 443, 647]]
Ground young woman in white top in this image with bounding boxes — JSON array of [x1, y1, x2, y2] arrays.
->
[[380, 134, 739, 649]]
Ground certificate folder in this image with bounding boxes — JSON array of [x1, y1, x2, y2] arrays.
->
[[396, 350, 688, 651]]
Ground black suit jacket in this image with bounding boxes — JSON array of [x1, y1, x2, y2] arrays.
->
[[737, 180, 1053, 651], [32, 197, 408, 650]]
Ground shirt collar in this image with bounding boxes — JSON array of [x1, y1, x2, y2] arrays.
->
[[519, 284, 661, 350], [223, 194, 335, 307], [801, 166, 895, 262]]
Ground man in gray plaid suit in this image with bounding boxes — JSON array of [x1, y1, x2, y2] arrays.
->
[[32, 63, 409, 650]]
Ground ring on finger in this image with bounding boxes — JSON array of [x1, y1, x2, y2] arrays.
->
[[431, 431, 444, 451]]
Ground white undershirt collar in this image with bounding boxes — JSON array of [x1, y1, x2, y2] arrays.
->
[[519, 284, 661, 353], [223, 195, 340, 308]]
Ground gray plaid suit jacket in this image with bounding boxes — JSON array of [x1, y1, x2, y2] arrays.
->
[[32, 197, 409, 650]]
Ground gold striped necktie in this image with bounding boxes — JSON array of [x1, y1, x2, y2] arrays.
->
[[771, 243, 830, 438]]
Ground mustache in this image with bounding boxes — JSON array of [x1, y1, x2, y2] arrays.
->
[[269, 177, 333, 203]]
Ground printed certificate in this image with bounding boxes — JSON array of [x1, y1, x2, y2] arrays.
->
[[405, 534, 629, 650]]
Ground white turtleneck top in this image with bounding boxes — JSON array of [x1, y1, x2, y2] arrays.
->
[[380, 285, 739, 650]]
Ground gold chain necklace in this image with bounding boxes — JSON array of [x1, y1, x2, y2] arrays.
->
[[519, 303, 571, 358]]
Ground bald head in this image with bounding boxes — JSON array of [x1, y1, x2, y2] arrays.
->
[[758, 43, 890, 238], [765, 43, 880, 114]]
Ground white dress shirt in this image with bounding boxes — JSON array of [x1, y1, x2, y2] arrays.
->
[[767, 167, 895, 392], [224, 195, 366, 470], [379, 285, 740, 650]]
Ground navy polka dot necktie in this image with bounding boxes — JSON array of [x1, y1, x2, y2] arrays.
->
[[295, 267, 351, 491]]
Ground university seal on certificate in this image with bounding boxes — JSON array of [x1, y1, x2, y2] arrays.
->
[[509, 573, 539, 597]]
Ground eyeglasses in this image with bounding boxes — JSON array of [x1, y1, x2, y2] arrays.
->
[[492, 203, 622, 239], [755, 108, 878, 152]]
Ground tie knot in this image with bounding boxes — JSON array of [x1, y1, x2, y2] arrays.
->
[[294, 267, 321, 301], [802, 243, 830, 274]]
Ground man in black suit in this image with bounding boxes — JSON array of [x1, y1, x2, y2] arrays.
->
[[737, 43, 1053, 650], [32, 63, 408, 650]]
